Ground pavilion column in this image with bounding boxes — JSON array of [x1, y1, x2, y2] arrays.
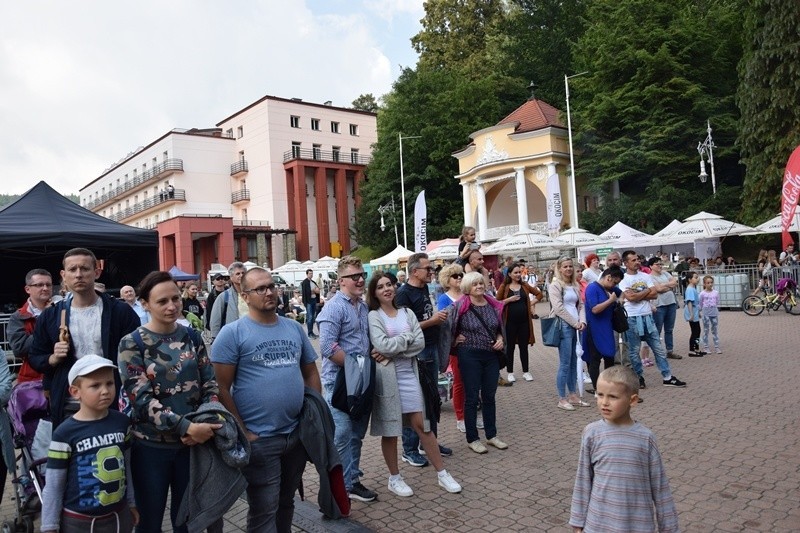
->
[[314, 166, 331, 257], [293, 164, 309, 261], [476, 180, 488, 240], [334, 168, 350, 254], [462, 182, 472, 228], [514, 166, 529, 233]]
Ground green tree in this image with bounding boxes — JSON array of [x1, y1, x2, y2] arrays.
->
[[570, 0, 745, 231], [356, 67, 526, 255], [351, 93, 379, 113], [736, 0, 800, 224]]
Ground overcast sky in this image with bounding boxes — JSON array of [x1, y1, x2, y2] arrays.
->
[[0, 0, 423, 195]]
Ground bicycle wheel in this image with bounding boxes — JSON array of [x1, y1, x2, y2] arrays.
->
[[741, 296, 765, 316], [785, 296, 800, 315]]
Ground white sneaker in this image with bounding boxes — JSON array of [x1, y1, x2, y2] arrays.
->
[[388, 476, 414, 497], [523, 372, 534, 382], [583, 375, 592, 384], [456, 420, 466, 432], [438, 471, 462, 493], [507, 373, 516, 383], [476, 417, 484, 429]]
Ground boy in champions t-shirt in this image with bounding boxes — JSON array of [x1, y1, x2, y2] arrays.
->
[[41, 355, 138, 532]]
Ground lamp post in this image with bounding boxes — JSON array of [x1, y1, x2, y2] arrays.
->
[[565, 71, 588, 229], [378, 196, 400, 247], [399, 133, 421, 250], [697, 120, 716, 195]]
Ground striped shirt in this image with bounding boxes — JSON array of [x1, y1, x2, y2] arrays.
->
[[317, 291, 370, 385], [569, 420, 679, 533]]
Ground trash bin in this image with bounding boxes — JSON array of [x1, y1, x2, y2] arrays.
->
[[712, 274, 749, 308]]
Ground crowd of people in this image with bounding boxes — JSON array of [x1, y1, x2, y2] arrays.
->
[[3, 234, 796, 532]]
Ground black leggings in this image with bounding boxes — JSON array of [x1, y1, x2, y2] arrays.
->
[[505, 319, 530, 373], [585, 327, 615, 390], [689, 321, 701, 352]]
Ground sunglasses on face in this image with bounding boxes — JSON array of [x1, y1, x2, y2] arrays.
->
[[244, 284, 277, 295], [450, 273, 464, 279], [416, 266, 435, 272], [340, 272, 367, 282]]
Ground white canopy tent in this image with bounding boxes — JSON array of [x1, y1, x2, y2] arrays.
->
[[369, 244, 416, 267], [312, 255, 340, 271], [743, 212, 800, 235], [427, 238, 461, 260], [271, 260, 303, 273], [482, 230, 570, 255], [653, 219, 683, 238], [658, 212, 756, 244], [598, 221, 653, 248], [556, 227, 610, 247]]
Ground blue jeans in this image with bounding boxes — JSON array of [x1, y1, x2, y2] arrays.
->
[[305, 303, 317, 335], [402, 345, 439, 454], [241, 429, 306, 533], [702, 315, 720, 349], [457, 346, 499, 443], [625, 315, 672, 379], [131, 441, 190, 533], [556, 321, 578, 398], [653, 303, 677, 352], [323, 381, 368, 490]]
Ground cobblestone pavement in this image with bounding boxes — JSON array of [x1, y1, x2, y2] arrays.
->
[[3, 305, 798, 532]]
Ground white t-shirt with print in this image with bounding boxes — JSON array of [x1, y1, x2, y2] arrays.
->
[[619, 271, 654, 317]]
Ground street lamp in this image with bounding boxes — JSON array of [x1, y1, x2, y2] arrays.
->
[[697, 120, 716, 195], [378, 196, 400, 247], [399, 133, 421, 250], [565, 71, 588, 229]]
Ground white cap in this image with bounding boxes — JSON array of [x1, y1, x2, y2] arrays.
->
[[68, 354, 117, 385]]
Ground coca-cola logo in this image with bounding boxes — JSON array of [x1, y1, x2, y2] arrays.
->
[[782, 170, 800, 229]]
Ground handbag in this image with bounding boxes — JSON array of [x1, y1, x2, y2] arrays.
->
[[540, 316, 562, 347], [612, 303, 629, 333]]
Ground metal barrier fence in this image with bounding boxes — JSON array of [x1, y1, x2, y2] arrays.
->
[[0, 313, 21, 371]]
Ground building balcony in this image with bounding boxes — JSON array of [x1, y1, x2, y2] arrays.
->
[[283, 147, 371, 166], [479, 222, 549, 242], [233, 219, 270, 228], [231, 189, 250, 204], [109, 188, 186, 222], [85, 158, 184, 211], [230, 159, 248, 176]]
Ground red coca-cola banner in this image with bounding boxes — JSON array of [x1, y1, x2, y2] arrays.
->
[[781, 145, 800, 250]]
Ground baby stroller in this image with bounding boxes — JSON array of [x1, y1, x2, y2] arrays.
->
[[3, 380, 49, 533]]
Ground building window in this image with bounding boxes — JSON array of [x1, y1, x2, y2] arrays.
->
[[226, 128, 233, 138], [237, 126, 244, 138], [290, 116, 300, 128], [351, 148, 359, 164], [239, 150, 245, 160], [291, 142, 301, 158], [331, 121, 340, 134], [332, 146, 341, 162], [311, 118, 320, 131], [152, 157, 157, 167], [349, 124, 358, 136], [312, 144, 321, 160], [124, 173, 128, 182], [163, 151, 168, 161]]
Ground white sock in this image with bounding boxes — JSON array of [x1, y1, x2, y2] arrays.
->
[[389, 474, 402, 482], [437, 469, 448, 478]]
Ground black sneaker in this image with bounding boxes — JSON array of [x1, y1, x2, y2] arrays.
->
[[401, 451, 429, 467], [638, 376, 646, 389], [438, 444, 453, 457], [663, 376, 686, 387], [666, 351, 683, 360], [349, 482, 377, 502], [688, 351, 704, 357]]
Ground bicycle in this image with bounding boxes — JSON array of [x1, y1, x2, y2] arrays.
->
[[742, 288, 800, 316]]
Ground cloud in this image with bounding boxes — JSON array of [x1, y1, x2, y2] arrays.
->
[[0, 0, 421, 194]]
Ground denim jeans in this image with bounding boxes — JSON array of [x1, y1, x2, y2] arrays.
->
[[456, 346, 499, 443], [702, 315, 720, 349], [402, 345, 439, 454], [625, 314, 672, 379], [241, 429, 306, 533], [131, 441, 190, 533], [323, 381, 368, 490], [653, 303, 677, 352], [305, 303, 317, 335], [556, 321, 578, 398]]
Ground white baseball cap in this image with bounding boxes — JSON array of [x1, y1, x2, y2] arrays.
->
[[68, 354, 117, 385]]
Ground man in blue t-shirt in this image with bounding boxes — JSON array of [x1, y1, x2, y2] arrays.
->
[[395, 253, 452, 467], [212, 268, 320, 532]]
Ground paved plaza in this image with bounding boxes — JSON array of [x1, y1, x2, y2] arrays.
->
[[3, 304, 798, 532]]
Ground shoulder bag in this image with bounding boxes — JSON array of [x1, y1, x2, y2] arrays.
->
[[541, 283, 564, 347]]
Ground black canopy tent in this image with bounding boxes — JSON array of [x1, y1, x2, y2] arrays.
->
[[0, 181, 159, 308]]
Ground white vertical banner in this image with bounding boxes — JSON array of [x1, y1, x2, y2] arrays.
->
[[546, 173, 563, 231], [414, 190, 427, 252]]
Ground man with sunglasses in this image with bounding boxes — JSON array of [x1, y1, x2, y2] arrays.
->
[[8, 268, 53, 383], [212, 267, 321, 531], [396, 253, 452, 468], [209, 262, 247, 341], [316, 256, 378, 503], [205, 272, 229, 330]]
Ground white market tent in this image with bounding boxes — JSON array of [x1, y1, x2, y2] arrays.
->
[[556, 227, 610, 247], [369, 244, 416, 267], [743, 212, 800, 235], [271, 260, 303, 273], [653, 219, 683, 238], [658, 211, 756, 244], [598, 221, 653, 247], [482, 230, 569, 255], [313, 256, 340, 271], [427, 238, 461, 260]]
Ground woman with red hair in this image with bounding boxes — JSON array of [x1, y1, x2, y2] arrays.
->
[[582, 254, 602, 284]]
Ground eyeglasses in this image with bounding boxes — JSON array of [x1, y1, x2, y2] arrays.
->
[[244, 284, 277, 295], [416, 266, 435, 272], [27, 283, 53, 288], [340, 272, 367, 282], [450, 273, 464, 279], [214, 276, 230, 281]]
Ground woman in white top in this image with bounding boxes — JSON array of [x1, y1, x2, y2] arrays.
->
[[547, 257, 587, 411], [366, 272, 462, 497]]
